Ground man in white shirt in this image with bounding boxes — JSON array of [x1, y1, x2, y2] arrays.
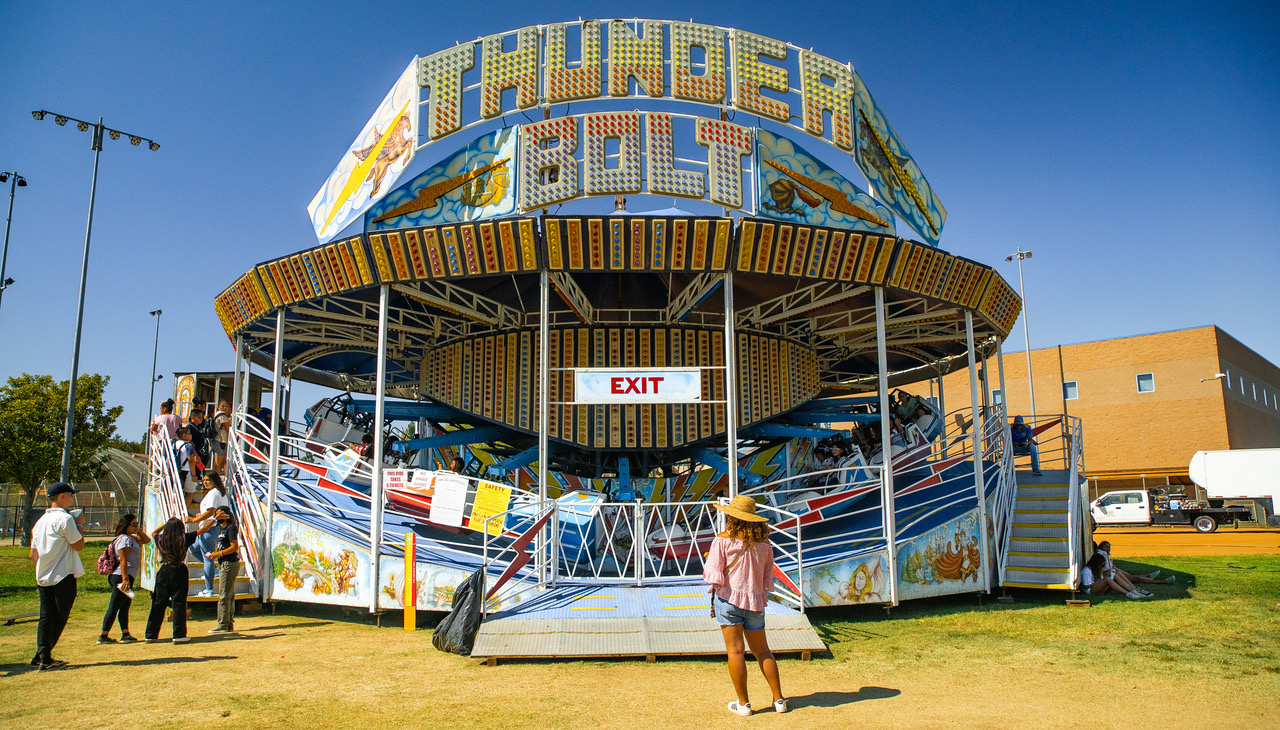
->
[[29, 482, 86, 670]]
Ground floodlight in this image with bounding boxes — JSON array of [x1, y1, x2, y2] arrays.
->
[[77, 121, 89, 132], [16, 177, 25, 187], [55, 116, 68, 126], [149, 142, 160, 151], [32, 110, 46, 120], [0, 173, 6, 183], [130, 136, 141, 146], [109, 130, 120, 140]]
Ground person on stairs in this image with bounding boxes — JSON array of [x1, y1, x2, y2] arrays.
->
[[185, 472, 228, 597], [1010, 416, 1042, 476], [703, 495, 788, 716], [206, 507, 241, 634], [145, 517, 214, 644]]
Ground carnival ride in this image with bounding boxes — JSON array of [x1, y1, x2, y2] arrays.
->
[[138, 19, 1089, 658]]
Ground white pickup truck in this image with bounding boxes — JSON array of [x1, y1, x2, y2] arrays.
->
[[1090, 488, 1251, 533]]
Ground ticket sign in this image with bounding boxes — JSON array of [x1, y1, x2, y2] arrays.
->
[[429, 472, 469, 527], [573, 368, 702, 404]]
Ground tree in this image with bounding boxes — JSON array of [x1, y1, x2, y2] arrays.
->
[[0, 373, 122, 545]]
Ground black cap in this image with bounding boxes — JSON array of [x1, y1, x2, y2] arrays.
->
[[47, 482, 78, 498]]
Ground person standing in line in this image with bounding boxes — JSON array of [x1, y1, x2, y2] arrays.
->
[[173, 426, 203, 511], [145, 517, 213, 644], [703, 495, 787, 716], [211, 399, 232, 474], [186, 472, 228, 597], [29, 482, 86, 670], [98, 513, 151, 644], [206, 507, 240, 634], [150, 399, 181, 441], [186, 408, 211, 479]]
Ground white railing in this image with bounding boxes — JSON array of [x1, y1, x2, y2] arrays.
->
[[1066, 415, 1085, 588], [146, 430, 190, 526]]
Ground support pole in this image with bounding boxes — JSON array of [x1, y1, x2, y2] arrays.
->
[[230, 335, 243, 424], [538, 270, 550, 584], [370, 284, 390, 613], [262, 309, 285, 602], [996, 340, 1011, 447], [966, 312, 993, 593], [937, 371, 947, 458], [723, 272, 739, 499], [874, 287, 897, 606]]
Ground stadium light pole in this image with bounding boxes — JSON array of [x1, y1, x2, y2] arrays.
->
[[146, 309, 164, 435], [0, 171, 27, 316], [32, 110, 160, 483], [1005, 247, 1036, 424]]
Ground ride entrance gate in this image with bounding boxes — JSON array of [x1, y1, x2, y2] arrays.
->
[[184, 18, 1072, 660]]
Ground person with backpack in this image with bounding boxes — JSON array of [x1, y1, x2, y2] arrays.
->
[[145, 517, 213, 644], [703, 495, 787, 716], [97, 513, 151, 644], [186, 408, 212, 478]]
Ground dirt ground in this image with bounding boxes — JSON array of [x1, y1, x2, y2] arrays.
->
[[1096, 526, 1280, 557], [2, 605, 1276, 730]]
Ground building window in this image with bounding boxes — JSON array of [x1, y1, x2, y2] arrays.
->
[[1063, 381, 1078, 400], [991, 389, 1003, 406], [1224, 369, 1231, 388], [1253, 383, 1258, 401], [1136, 373, 1155, 393]]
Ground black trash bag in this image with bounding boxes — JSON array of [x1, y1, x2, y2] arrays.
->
[[431, 566, 485, 655]]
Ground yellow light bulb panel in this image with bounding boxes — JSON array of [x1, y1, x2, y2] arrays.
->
[[608, 20, 665, 98], [800, 50, 855, 151], [730, 30, 790, 122], [546, 20, 602, 104], [481, 26, 540, 119], [419, 44, 475, 140], [671, 21, 726, 104]]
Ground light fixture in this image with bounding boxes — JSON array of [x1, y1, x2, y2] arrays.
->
[[149, 142, 160, 151], [16, 177, 25, 187], [32, 110, 46, 121], [77, 121, 89, 132], [109, 130, 120, 140], [130, 136, 140, 146], [2, 277, 13, 287], [55, 115, 68, 126], [0, 173, 6, 183]]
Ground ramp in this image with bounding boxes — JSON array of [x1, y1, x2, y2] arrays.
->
[[470, 584, 825, 662]]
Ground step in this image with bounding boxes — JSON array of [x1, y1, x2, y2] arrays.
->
[[1002, 579, 1074, 591], [1005, 567, 1071, 585], [1009, 538, 1068, 553], [1011, 523, 1069, 538], [187, 592, 257, 603], [1012, 510, 1068, 525], [1007, 553, 1070, 569]]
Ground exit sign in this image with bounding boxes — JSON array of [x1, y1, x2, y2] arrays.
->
[[573, 368, 702, 404]]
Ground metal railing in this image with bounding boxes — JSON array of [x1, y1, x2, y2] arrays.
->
[[1066, 415, 1086, 588]]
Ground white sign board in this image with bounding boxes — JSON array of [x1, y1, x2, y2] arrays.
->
[[574, 367, 703, 404], [409, 469, 435, 492], [429, 472, 469, 528], [383, 469, 408, 491]]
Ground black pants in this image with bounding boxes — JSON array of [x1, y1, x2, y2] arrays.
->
[[33, 574, 77, 665], [145, 564, 188, 640], [100, 574, 134, 634]]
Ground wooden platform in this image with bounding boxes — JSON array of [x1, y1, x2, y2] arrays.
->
[[470, 585, 825, 662]]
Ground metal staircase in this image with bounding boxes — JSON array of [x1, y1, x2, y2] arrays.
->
[[998, 415, 1087, 591]]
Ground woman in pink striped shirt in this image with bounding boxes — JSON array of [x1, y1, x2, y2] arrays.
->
[[704, 495, 787, 716]]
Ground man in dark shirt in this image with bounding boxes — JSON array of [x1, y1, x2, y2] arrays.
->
[[1011, 416, 1042, 476], [187, 409, 211, 476]]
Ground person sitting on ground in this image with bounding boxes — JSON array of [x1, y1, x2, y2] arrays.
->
[[98, 513, 150, 644], [1094, 540, 1174, 586], [1079, 554, 1145, 600], [145, 517, 213, 644], [1010, 416, 1043, 476]]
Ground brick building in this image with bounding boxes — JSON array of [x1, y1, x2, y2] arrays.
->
[[908, 326, 1280, 489]]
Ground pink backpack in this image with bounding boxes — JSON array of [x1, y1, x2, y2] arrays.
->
[[97, 540, 120, 575]]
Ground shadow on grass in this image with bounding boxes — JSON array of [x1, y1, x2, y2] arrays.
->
[[0, 655, 236, 675], [789, 686, 901, 709], [239, 621, 332, 632]]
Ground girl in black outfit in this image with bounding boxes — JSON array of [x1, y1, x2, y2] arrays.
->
[[145, 517, 213, 643]]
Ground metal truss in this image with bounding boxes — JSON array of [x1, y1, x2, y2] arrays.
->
[[549, 272, 595, 324], [737, 282, 869, 328], [662, 272, 722, 323], [393, 281, 523, 329]]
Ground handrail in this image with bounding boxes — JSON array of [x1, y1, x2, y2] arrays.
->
[[1066, 415, 1084, 588]]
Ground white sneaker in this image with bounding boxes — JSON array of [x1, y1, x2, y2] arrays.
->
[[1125, 590, 1144, 600], [727, 701, 751, 716], [196, 589, 213, 598], [173, 637, 190, 643], [774, 699, 788, 713]]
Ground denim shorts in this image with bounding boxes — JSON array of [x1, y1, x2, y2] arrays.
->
[[713, 594, 765, 632]]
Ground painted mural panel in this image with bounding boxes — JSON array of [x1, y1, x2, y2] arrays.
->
[[270, 515, 369, 608], [366, 128, 517, 231], [851, 74, 946, 246], [378, 556, 469, 612], [802, 550, 888, 607], [756, 129, 894, 235], [895, 509, 983, 600]]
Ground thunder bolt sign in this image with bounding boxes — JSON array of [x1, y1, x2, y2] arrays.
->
[[312, 21, 950, 246], [309, 58, 420, 244]]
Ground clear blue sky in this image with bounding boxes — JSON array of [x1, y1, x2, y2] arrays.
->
[[1, 1, 1277, 439]]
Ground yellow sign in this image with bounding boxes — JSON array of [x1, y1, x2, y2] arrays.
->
[[470, 482, 512, 536], [403, 532, 416, 631]]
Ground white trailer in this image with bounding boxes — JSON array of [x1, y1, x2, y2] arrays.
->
[[1188, 448, 1280, 527]]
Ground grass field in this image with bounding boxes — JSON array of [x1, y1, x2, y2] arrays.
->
[[1, 542, 1277, 729]]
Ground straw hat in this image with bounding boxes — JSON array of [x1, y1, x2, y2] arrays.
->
[[714, 495, 768, 522]]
